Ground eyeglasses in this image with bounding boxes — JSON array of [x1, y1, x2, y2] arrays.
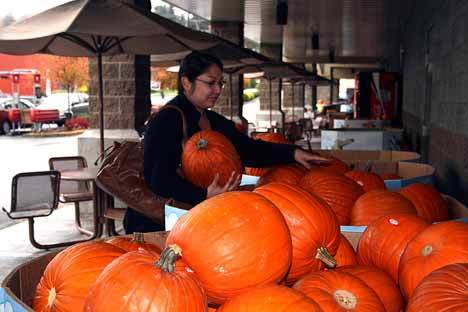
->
[[195, 78, 226, 89]]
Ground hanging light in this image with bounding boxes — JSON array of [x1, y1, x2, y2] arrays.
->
[[311, 32, 319, 50], [276, 0, 288, 25]]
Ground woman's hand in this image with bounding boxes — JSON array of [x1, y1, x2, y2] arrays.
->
[[294, 148, 330, 169], [207, 171, 242, 198]]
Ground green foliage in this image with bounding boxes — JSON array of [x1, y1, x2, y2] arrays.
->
[[243, 89, 259, 102]]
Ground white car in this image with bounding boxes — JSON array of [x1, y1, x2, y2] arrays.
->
[[37, 93, 88, 126]]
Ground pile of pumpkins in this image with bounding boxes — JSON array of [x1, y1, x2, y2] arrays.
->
[[33, 130, 467, 311]]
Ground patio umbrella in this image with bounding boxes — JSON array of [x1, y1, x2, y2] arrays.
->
[[0, 0, 219, 154], [153, 40, 276, 120], [234, 63, 330, 129]]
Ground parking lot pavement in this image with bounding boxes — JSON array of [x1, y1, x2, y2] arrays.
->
[[0, 135, 78, 229]]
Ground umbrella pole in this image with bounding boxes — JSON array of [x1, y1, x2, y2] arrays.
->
[[229, 73, 233, 119], [269, 78, 272, 131], [292, 82, 295, 123], [278, 78, 285, 135], [98, 53, 105, 155]]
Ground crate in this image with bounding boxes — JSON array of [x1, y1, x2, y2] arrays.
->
[[321, 128, 404, 150], [2, 197, 466, 311]]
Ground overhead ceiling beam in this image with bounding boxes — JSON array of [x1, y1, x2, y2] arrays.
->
[[284, 55, 384, 64]]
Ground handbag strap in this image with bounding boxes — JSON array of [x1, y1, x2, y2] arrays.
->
[[145, 104, 189, 147], [162, 104, 189, 146]]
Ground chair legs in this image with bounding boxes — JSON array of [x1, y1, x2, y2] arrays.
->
[[103, 194, 122, 237], [74, 202, 93, 236], [27, 218, 94, 250], [105, 219, 120, 237]]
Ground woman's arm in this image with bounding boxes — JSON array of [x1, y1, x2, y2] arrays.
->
[[216, 115, 326, 169]]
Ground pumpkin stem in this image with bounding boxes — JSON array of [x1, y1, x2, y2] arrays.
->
[[421, 244, 433, 256], [334, 289, 357, 309], [196, 138, 208, 149], [156, 244, 182, 273], [315, 247, 337, 268], [47, 287, 57, 308], [364, 160, 373, 172], [132, 232, 145, 243]]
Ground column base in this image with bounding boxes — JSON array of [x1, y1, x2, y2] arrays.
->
[[78, 129, 140, 168]]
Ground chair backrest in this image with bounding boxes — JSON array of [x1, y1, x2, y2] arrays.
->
[[11, 171, 60, 214], [284, 122, 303, 142], [299, 118, 314, 131], [49, 156, 90, 194]]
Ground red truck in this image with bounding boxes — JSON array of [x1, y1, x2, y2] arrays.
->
[[0, 99, 59, 135]]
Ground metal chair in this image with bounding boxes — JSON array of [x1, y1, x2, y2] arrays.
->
[[49, 156, 93, 236], [2, 171, 80, 249]]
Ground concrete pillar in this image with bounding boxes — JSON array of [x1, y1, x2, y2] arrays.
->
[[258, 43, 282, 127], [210, 21, 244, 118], [79, 0, 150, 166]]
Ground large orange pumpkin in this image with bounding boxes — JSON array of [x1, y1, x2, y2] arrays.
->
[[407, 263, 468, 312], [350, 189, 417, 225], [106, 232, 161, 253], [245, 132, 290, 176], [399, 221, 468, 299], [334, 234, 357, 267], [166, 191, 292, 304], [293, 270, 385, 311], [217, 284, 323, 311], [255, 163, 308, 187], [254, 183, 340, 283], [336, 266, 404, 312], [33, 242, 125, 312], [344, 170, 386, 192], [399, 183, 449, 223], [299, 169, 364, 225], [357, 213, 429, 282], [318, 156, 350, 174], [254, 132, 290, 143], [84, 249, 207, 311], [182, 130, 242, 188]]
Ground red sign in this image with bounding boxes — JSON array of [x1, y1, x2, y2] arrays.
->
[[34, 74, 41, 84], [12, 74, 20, 84]]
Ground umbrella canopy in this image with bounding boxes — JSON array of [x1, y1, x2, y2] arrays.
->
[[0, 0, 219, 154], [153, 41, 276, 119], [231, 63, 331, 126], [0, 0, 218, 56], [151, 37, 273, 68]]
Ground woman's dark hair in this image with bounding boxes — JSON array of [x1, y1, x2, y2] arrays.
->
[[178, 51, 224, 94]]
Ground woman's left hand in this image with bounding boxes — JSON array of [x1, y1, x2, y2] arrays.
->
[[294, 148, 329, 169]]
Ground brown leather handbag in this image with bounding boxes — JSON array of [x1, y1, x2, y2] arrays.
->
[[95, 105, 192, 225]]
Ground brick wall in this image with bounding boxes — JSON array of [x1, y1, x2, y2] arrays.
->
[[401, 0, 468, 203]]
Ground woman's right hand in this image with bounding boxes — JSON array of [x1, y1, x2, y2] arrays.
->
[[207, 171, 242, 198]]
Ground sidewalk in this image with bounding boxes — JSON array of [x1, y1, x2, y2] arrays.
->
[[0, 203, 122, 281]]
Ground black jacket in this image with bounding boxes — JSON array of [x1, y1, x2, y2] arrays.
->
[[124, 94, 296, 233]]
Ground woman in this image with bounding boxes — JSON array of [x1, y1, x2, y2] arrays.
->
[[124, 52, 326, 233]]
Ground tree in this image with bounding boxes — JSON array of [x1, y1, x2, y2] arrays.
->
[[151, 67, 177, 90], [48, 56, 89, 92]]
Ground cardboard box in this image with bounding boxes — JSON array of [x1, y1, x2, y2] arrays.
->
[[2, 196, 466, 311], [321, 128, 404, 150], [341, 194, 468, 249], [316, 151, 432, 190], [380, 162, 435, 190], [333, 119, 389, 129], [318, 150, 420, 164], [0, 233, 168, 312]]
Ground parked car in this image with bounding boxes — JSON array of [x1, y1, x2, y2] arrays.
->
[[0, 99, 59, 135], [37, 92, 88, 126]]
